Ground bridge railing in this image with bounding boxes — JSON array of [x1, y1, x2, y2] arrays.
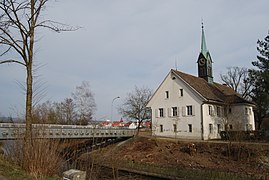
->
[[0, 123, 136, 140]]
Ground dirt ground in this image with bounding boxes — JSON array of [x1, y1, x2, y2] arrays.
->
[[88, 132, 269, 177]]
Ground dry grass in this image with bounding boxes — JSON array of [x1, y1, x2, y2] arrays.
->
[[0, 154, 34, 179], [5, 138, 65, 179], [87, 136, 269, 179]]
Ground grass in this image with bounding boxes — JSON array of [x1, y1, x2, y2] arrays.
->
[[0, 140, 62, 180], [111, 160, 268, 180], [0, 154, 33, 180], [0, 154, 61, 180]]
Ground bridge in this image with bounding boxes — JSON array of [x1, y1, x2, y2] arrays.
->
[[0, 123, 136, 140]]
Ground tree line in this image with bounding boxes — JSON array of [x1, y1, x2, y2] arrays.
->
[[220, 31, 269, 129], [32, 81, 96, 125]]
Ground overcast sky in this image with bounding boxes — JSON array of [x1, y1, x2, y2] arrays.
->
[[0, 0, 269, 121]]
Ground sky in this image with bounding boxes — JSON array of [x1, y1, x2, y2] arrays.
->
[[0, 0, 269, 121]]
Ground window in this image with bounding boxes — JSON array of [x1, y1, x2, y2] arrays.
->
[[165, 91, 169, 99], [180, 89, 183, 97], [183, 106, 195, 116], [245, 107, 252, 115], [217, 124, 221, 133], [217, 107, 221, 116], [187, 106, 193, 116], [246, 124, 252, 131], [245, 107, 248, 114], [199, 67, 205, 76], [229, 108, 232, 113], [209, 105, 213, 115], [229, 124, 233, 130], [209, 124, 213, 134], [172, 107, 178, 117], [208, 67, 212, 76], [160, 125, 163, 132], [173, 124, 177, 132], [159, 108, 164, 117], [188, 124, 192, 133]]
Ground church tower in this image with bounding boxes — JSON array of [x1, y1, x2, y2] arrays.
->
[[197, 24, 213, 84]]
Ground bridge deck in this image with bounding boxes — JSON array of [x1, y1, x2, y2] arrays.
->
[[0, 123, 136, 140]]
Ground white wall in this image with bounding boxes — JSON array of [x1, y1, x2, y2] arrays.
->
[[202, 103, 226, 140], [149, 72, 203, 139], [148, 71, 256, 140], [227, 105, 255, 131]]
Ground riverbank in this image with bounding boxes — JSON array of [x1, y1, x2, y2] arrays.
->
[[79, 135, 269, 179]]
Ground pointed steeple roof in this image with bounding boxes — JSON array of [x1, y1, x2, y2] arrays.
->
[[199, 23, 212, 62], [201, 22, 209, 59], [197, 22, 213, 84], [201, 23, 208, 58]]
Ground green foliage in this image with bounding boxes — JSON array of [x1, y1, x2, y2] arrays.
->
[[249, 31, 269, 128]]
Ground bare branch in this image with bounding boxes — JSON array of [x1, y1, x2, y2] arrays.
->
[[0, 46, 11, 56], [220, 66, 252, 99], [36, 20, 80, 32], [0, 0, 78, 147], [0, 59, 26, 66], [119, 86, 152, 122]]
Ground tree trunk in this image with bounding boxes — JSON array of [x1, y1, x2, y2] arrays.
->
[[24, 0, 35, 146], [25, 66, 33, 144]]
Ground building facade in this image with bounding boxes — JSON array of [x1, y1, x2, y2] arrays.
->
[[147, 26, 255, 140]]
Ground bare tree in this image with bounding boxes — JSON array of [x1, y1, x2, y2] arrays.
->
[[0, 0, 76, 145], [33, 98, 77, 125], [220, 67, 252, 99], [32, 100, 55, 124], [59, 98, 77, 125], [119, 86, 152, 135], [72, 81, 96, 125]]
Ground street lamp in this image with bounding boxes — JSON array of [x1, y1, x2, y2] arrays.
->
[[111, 96, 120, 121]]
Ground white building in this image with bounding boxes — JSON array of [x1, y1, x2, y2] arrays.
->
[[147, 26, 255, 140]]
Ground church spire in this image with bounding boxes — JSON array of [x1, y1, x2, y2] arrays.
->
[[201, 22, 208, 58], [197, 22, 213, 84]]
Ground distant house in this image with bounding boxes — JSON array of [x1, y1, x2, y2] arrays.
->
[[147, 26, 255, 140], [129, 123, 137, 129], [124, 121, 133, 128], [100, 121, 112, 128], [142, 120, 151, 129], [112, 121, 124, 128]]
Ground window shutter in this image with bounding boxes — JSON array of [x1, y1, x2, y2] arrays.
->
[[212, 106, 216, 116], [182, 107, 186, 116], [221, 107, 224, 117], [177, 107, 180, 117], [168, 108, 171, 117], [192, 105, 195, 115], [155, 109, 158, 118]]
